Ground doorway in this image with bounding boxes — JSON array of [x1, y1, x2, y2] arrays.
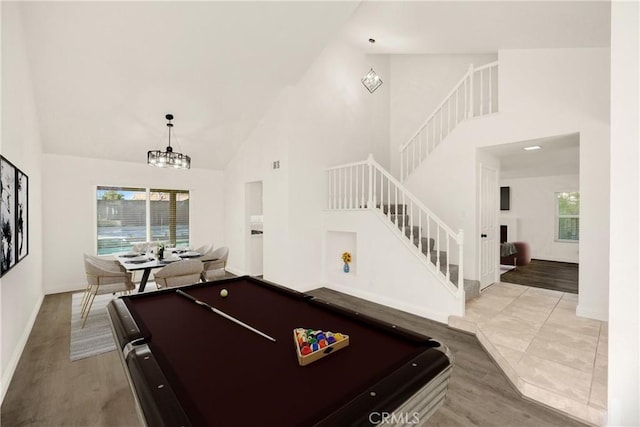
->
[[479, 132, 581, 294], [245, 181, 263, 276], [479, 163, 499, 289]]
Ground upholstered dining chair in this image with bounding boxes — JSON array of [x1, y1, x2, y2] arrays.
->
[[193, 244, 213, 255], [83, 253, 122, 270], [200, 246, 229, 282], [153, 259, 204, 289], [81, 254, 126, 312], [82, 256, 135, 328]]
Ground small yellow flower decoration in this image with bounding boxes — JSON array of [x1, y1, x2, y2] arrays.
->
[[342, 252, 352, 264]]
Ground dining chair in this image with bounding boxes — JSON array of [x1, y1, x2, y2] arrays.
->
[[83, 253, 122, 270], [81, 254, 125, 311], [153, 259, 204, 289], [201, 246, 229, 282], [193, 244, 213, 255], [82, 257, 135, 328]]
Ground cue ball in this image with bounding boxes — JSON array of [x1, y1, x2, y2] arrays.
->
[[220, 289, 229, 297]]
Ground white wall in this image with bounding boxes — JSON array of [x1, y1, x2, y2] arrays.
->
[[0, 2, 45, 403], [41, 154, 224, 294], [224, 87, 292, 282], [403, 48, 610, 320], [224, 40, 390, 291], [500, 175, 580, 263], [389, 54, 497, 177], [608, 1, 639, 425], [324, 210, 463, 323]]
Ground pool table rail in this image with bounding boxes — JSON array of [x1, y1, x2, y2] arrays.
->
[[107, 301, 192, 427], [314, 345, 452, 426]]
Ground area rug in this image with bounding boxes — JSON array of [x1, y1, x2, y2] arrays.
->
[[69, 292, 118, 361]]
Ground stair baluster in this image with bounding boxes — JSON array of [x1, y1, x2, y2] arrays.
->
[[436, 228, 441, 270], [446, 234, 451, 282], [457, 229, 464, 290], [468, 64, 474, 118], [418, 212, 423, 253], [394, 186, 398, 226]]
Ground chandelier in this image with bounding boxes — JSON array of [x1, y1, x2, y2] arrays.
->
[[147, 114, 191, 169], [361, 38, 383, 94]]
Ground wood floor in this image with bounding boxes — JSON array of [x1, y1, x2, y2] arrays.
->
[[1, 287, 587, 427], [500, 259, 579, 294], [1, 293, 138, 427]]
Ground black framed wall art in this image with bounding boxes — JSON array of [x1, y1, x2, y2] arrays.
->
[[16, 169, 28, 261], [1, 155, 29, 277]]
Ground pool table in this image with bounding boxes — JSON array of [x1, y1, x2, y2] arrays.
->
[[107, 276, 452, 427]]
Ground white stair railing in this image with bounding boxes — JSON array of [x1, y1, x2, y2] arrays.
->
[[400, 61, 499, 182], [326, 154, 464, 295]]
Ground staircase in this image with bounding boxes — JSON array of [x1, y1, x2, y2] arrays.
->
[[377, 203, 453, 278], [399, 61, 499, 182], [326, 155, 478, 300], [323, 63, 500, 302]]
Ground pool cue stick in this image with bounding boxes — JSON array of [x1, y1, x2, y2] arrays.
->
[[175, 289, 276, 342]]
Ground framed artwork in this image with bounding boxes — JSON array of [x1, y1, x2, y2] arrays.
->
[[0, 155, 29, 277], [1, 156, 16, 275], [17, 170, 28, 261]]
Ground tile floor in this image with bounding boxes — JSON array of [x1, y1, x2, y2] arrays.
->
[[449, 282, 607, 426]]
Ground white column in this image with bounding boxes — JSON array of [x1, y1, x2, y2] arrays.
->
[[608, 2, 640, 425]]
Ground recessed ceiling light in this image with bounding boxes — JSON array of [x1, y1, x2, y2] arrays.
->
[[524, 145, 541, 151]]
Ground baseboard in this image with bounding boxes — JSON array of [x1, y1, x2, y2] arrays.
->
[[45, 281, 86, 295], [324, 283, 451, 324], [576, 304, 608, 322], [533, 256, 579, 264], [0, 292, 45, 405]]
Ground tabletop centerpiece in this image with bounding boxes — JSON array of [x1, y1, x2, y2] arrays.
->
[[156, 243, 166, 260]]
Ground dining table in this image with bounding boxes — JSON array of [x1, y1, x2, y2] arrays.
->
[[116, 249, 217, 292]]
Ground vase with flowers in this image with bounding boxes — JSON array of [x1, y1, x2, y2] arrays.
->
[[156, 243, 166, 260], [342, 252, 352, 273]]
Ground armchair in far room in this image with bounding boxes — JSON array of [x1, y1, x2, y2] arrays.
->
[[500, 241, 531, 267], [154, 259, 204, 289], [201, 246, 229, 282]]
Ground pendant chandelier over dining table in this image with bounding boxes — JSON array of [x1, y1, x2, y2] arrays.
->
[[147, 114, 191, 169]]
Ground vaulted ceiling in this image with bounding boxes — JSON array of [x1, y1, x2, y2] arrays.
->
[[16, 1, 610, 170]]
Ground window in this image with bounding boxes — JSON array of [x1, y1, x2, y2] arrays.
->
[[96, 186, 189, 255], [556, 192, 579, 242], [150, 189, 190, 247]]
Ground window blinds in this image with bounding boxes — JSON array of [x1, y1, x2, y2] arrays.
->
[[96, 186, 147, 255], [96, 187, 190, 255]]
